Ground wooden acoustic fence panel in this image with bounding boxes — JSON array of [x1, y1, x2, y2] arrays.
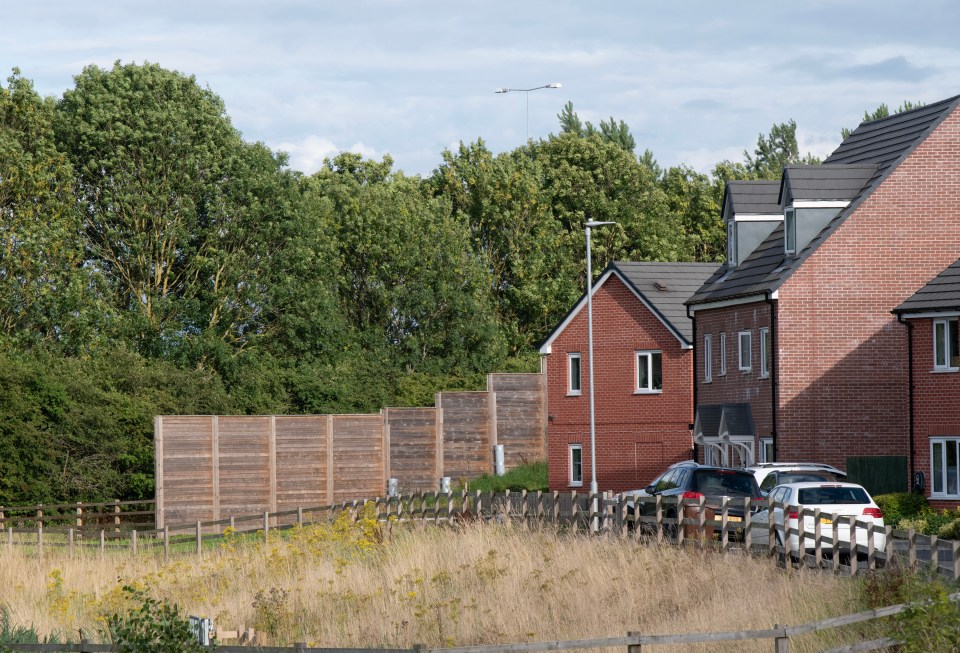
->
[[490, 374, 547, 469], [275, 416, 329, 510], [218, 416, 272, 518], [386, 408, 439, 493], [331, 415, 384, 502], [158, 416, 215, 527], [438, 392, 490, 480]]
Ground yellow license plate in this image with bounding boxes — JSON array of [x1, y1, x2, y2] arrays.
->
[[727, 516, 742, 523], [820, 518, 832, 525]]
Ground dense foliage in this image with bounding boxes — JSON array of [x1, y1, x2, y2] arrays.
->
[[0, 63, 819, 505]]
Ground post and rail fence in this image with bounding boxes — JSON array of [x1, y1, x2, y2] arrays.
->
[[2, 591, 958, 652], [0, 491, 957, 579]]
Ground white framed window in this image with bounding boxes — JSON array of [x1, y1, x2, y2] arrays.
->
[[759, 438, 774, 463], [738, 331, 752, 372], [719, 333, 727, 376], [568, 353, 582, 395], [933, 318, 959, 371], [636, 350, 663, 393], [569, 444, 583, 487], [931, 438, 960, 498], [759, 327, 771, 378], [703, 335, 712, 383], [784, 208, 796, 255], [727, 221, 736, 266]]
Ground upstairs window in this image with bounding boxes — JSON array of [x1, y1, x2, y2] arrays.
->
[[738, 331, 752, 372], [703, 335, 712, 382], [727, 221, 736, 266], [934, 318, 960, 371], [636, 350, 663, 392], [759, 327, 771, 378], [719, 333, 727, 376], [568, 353, 582, 395], [784, 208, 796, 255]]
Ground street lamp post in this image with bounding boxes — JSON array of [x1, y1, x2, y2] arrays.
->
[[586, 220, 614, 531], [494, 83, 562, 141]]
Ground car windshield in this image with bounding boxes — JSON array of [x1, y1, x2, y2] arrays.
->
[[691, 471, 755, 496], [797, 486, 870, 504]]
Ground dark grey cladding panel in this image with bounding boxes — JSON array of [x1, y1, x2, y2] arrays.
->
[[726, 180, 782, 216], [781, 164, 878, 203]]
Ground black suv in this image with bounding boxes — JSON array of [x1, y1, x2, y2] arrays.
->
[[623, 462, 762, 535]]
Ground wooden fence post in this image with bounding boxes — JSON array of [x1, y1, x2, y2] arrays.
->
[[263, 512, 270, 542], [196, 521, 202, 555], [99, 529, 105, 560], [131, 530, 138, 555], [774, 624, 790, 652], [627, 630, 642, 653], [297, 506, 304, 527], [163, 526, 169, 561], [68, 528, 74, 555], [114, 499, 121, 533]]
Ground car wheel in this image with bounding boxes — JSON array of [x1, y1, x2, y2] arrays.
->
[[775, 531, 789, 568]]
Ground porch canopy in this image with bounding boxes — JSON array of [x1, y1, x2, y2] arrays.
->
[[694, 403, 756, 467]]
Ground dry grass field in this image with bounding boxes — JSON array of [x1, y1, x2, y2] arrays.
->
[[0, 508, 868, 651]]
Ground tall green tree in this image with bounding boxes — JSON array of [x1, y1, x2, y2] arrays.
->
[[743, 119, 820, 179], [0, 70, 97, 351], [309, 152, 504, 375], [55, 61, 281, 360], [556, 101, 636, 153]]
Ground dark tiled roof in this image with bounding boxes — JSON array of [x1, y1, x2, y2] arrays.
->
[[611, 261, 721, 342], [725, 180, 781, 215], [538, 261, 720, 352], [688, 94, 960, 307], [893, 258, 960, 314], [779, 164, 878, 203]]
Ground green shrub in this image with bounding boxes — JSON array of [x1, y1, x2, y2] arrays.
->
[[106, 586, 211, 653], [937, 518, 960, 540], [874, 492, 929, 526], [467, 461, 548, 492]]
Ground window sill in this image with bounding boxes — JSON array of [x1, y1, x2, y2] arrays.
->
[[634, 389, 663, 395], [703, 379, 712, 384], [931, 367, 959, 374], [759, 373, 769, 379], [566, 391, 582, 397], [740, 369, 753, 374], [569, 483, 583, 488], [930, 493, 960, 500]]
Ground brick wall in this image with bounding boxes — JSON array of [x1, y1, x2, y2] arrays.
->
[[775, 109, 960, 476], [689, 108, 960, 483], [909, 317, 960, 509], [694, 300, 774, 454], [544, 276, 693, 493]]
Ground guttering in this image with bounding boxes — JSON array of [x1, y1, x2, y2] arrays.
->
[[896, 313, 916, 491], [764, 291, 778, 461], [687, 301, 698, 462]]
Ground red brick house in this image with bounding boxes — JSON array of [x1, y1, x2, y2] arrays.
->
[[539, 261, 719, 492], [686, 94, 960, 495], [893, 258, 960, 508]]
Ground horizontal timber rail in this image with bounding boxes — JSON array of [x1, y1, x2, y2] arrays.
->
[[0, 499, 155, 532], [3, 593, 958, 652], [1, 490, 957, 578]]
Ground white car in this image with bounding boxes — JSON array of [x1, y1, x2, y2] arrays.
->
[[750, 482, 886, 560], [745, 462, 847, 496]]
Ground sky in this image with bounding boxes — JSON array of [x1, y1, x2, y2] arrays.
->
[[4, 1, 960, 177]]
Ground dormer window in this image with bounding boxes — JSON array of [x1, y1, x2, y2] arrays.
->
[[784, 208, 796, 255], [727, 221, 736, 266]]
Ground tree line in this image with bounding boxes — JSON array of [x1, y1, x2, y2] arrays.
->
[[0, 61, 823, 504]]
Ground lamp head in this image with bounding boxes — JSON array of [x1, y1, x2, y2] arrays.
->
[[585, 220, 616, 228], [547, 83, 562, 89], [494, 88, 509, 94]]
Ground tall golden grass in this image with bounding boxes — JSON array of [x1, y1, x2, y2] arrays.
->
[[0, 509, 866, 651]]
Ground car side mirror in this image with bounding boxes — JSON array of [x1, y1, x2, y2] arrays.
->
[[645, 484, 656, 494]]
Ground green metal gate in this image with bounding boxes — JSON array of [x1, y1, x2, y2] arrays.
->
[[845, 456, 908, 495]]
